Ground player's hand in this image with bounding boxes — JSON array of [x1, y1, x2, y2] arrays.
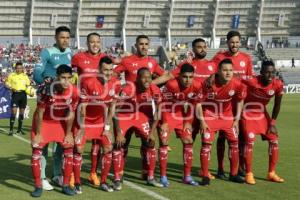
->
[[200, 121, 210, 134], [205, 74, 215, 88], [64, 133, 74, 146], [32, 134, 43, 148], [103, 130, 113, 141], [147, 133, 156, 147], [183, 122, 192, 133], [186, 53, 194, 63], [160, 123, 169, 136], [75, 129, 85, 145], [232, 120, 239, 135], [116, 134, 126, 149], [267, 125, 278, 135]]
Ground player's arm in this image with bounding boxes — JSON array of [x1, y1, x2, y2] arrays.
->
[[233, 99, 244, 134], [4, 74, 12, 90], [152, 71, 174, 85], [103, 99, 117, 138], [196, 102, 209, 134], [33, 49, 50, 84], [64, 109, 75, 145], [268, 94, 283, 135], [32, 107, 45, 146]]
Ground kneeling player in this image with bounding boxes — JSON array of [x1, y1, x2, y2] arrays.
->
[[73, 57, 120, 193], [197, 59, 246, 185], [112, 68, 163, 190], [158, 63, 202, 187], [241, 60, 284, 184], [30, 65, 78, 197]]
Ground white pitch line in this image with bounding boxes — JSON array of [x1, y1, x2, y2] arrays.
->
[[0, 127, 170, 200]]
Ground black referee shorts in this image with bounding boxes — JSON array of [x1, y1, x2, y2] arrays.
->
[[11, 91, 27, 109]]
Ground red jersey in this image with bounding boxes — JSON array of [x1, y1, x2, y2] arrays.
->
[[80, 76, 121, 123], [242, 76, 283, 111], [37, 84, 79, 121], [118, 82, 162, 119], [212, 50, 254, 80], [202, 77, 246, 118], [114, 54, 165, 82], [171, 59, 217, 81], [71, 51, 107, 76]]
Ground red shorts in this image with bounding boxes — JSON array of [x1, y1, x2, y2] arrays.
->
[[116, 112, 151, 140], [31, 113, 71, 149], [241, 111, 278, 143], [202, 117, 238, 143], [73, 125, 112, 148]]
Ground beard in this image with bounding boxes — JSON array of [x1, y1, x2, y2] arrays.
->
[[195, 52, 207, 59]]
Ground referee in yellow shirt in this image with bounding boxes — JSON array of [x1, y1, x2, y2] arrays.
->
[[5, 62, 31, 135]]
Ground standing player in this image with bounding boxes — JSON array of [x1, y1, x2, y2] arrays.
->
[[158, 63, 202, 187], [197, 59, 246, 185], [212, 31, 254, 178], [114, 35, 166, 179], [30, 65, 78, 197], [241, 60, 284, 184], [73, 56, 120, 193], [112, 68, 163, 190], [5, 62, 31, 135], [71, 32, 108, 186], [153, 38, 217, 85]]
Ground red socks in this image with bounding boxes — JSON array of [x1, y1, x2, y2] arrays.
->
[[159, 146, 168, 176], [62, 148, 73, 186], [183, 144, 193, 177], [31, 148, 43, 187], [73, 152, 82, 184], [268, 141, 279, 172], [146, 148, 157, 179], [244, 142, 254, 173], [101, 152, 112, 184], [140, 145, 148, 175], [228, 142, 239, 176], [200, 143, 211, 177], [90, 142, 100, 174], [112, 149, 123, 181]]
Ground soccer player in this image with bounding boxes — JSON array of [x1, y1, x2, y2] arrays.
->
[[30, 65, 78, 197], [158, 63, 202, 187], [211, 30, 255, 178], [153, 38, 217, 85], [241, 60, 284, 184], [71, 32, 108, 186], [5, 62, 31, 135], [112, 67, 163, 190], [197, 59, 246, 185], [73, 56, 120, 193], [33, 26, 72, 190], [114, 35, 166, 179]]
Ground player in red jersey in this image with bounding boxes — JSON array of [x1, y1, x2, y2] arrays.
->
[[112, 67, 163, 190], [114, 35, 166, 180], [158, 63, 202, 187], [30, 65, 79, 197], [153, 38, 217, 85], [72, 32, 107, 77], [211, 31, 255, 178], [241, 60, 284, 184], [197, 59, 246, 185], [72, 57, 121, 193]]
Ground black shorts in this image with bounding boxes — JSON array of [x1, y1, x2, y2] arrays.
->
[[11, 91, 27, 109]]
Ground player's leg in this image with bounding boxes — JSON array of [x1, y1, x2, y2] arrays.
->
[[61, 146, 75, 196], [16, 92, 27, 134], [89, 139, 101, 186], [40, 145, 54, 191], [200, 131, 215, 186], [73, 135, 87, 194], [216, 131, 226, 179], [31, 146, 45, 197], [99, 136, 114, 192], [238, 130, 246, 177], [9, 97, 18, 135], [243, 132, 256, 185], [179, 129, 198, 186], [52, 142, 63, 186]]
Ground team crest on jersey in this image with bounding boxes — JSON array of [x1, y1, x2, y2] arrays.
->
[[109, 89, 115, 96], [268, 90, 275, 95], [66, 98, 72, 105], [204, 132, 210, 139], [240, 61, 246, 67], [208, 65, 213, 71], [229, 90, 235, 96], [248, 132, 255, 139], [148, 62, 153, 69]]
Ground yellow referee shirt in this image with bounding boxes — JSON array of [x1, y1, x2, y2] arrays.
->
[[5, 72, 31, 91]]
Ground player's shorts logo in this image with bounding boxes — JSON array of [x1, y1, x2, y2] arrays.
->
[[66, 98, 72, 105], [148, 62, 153, 69], [204, 132, 210, 139], [268, 90, 275, 95], [240, 61, 246, 67], [187, 92, 194, 98], [229, 90, 235, 96], [208, 65, 213, 71], [248, 132, 255, 139], [109, 89, 115, 96]]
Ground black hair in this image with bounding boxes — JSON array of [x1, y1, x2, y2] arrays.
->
[[218, 59, 233, 70], [226, 30, 241, 41], [87, 32, 101, 41], [137, 67, 150, 77], [192, 38, 206, 47], [99, 56, 113, 68], [180, 63, 194, 74], [55, 26, 71, 36], [261, 60, 275, 72], [15, 62, 23, 67], [136, 35, 150, 43], [56, 64, 72, 75]]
